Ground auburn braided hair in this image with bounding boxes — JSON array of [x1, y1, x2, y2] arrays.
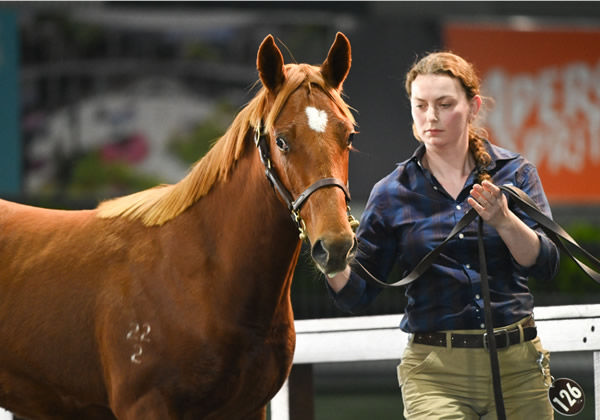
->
[[405, 52, 491, 183]]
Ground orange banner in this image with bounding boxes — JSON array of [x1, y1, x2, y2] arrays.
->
[[445, 23, 600, 203]]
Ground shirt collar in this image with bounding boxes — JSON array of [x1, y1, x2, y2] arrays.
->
[[485, 140, 520, 171], [408, 143, 426, 167]]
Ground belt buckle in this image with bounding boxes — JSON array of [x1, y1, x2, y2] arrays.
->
[[484, 328, 509, 351]]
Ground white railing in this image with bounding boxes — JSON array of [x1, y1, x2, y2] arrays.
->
[[2, 304, 599, 420], [271, 304, 600, 420]]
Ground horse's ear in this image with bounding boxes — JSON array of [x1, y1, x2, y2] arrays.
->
[[257, 35, 286, 94], [321, 32, 351, 90]]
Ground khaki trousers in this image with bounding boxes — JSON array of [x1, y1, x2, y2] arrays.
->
[[397, 318, 553, 419]]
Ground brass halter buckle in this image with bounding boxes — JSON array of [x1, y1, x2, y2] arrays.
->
[[347, 206, 359, 232], [292, 210, 309, 241]]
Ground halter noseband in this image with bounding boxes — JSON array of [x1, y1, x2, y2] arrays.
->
[[254, 124, 359, 241]]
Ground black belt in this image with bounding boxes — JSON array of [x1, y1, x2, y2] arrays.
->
[[412, 325, 537, 349]]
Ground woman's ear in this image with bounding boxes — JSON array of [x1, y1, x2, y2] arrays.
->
[[470, 95, 482, 122]]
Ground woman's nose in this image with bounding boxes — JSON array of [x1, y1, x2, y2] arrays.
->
[[426, 106, 438, 121]]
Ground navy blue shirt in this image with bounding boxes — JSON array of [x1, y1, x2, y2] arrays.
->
[[331, 140, 559, 332]]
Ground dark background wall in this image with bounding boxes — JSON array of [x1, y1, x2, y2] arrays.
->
[[7, 1, 600, 208]]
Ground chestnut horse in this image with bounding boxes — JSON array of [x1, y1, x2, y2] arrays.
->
[[0, 33, 357, 419]]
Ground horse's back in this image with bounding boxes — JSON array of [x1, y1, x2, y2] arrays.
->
[[0, 198, 109, 301], [0, 199, 98, 258], [0, 199, 119, 415]]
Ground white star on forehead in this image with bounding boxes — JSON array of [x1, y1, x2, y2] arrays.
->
[[305, 106, 328, 133]]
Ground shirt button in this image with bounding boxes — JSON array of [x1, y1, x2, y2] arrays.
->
[[480, 323, 485, 328], [433, 186, 438, 191], [456, 205, 461, 210], [458, 233, 464, 239], [475, 294, 481, 299]]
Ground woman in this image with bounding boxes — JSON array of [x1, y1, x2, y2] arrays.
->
[[327, 52, 559, 419]]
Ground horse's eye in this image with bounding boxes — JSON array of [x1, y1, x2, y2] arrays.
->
[[275, 136, 289, 152], [347, 132, 355, 146]]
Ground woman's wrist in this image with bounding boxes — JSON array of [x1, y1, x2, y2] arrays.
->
[[326, 265, 352, 293]]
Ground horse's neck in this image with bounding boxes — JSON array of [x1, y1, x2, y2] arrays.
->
[[175, 137, 301, 326], [214, 138, 301, 272]]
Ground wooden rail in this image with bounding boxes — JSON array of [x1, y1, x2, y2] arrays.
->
[[270, 304, 600, 420]]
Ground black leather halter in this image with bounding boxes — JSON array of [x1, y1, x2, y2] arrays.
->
[[254, 125, 358, 241]]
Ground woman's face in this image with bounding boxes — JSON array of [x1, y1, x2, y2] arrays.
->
[[410, 74, 480, 150]]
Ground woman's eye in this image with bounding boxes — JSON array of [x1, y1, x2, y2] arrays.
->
[[275, 136, 289, 152]]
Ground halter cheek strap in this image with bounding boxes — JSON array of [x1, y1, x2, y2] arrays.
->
[[254, 125, 358, 241]]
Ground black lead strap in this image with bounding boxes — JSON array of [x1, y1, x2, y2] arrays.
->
[[499, 184, 600, 282], [352, 208, 478, 288], [478, 216, 506, 420]]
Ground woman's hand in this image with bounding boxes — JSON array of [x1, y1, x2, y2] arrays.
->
[[468, 180, 540, 267], [327, 265, 351, 293], [467, 180, 510, 229]]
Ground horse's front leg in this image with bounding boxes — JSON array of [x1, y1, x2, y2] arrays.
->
[[112, 388, 176, 420]]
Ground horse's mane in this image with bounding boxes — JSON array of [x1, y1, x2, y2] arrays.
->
[[96, 63, 355, 226]]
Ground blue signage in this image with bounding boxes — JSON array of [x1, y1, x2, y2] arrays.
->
[[0, 10, 20, 195]]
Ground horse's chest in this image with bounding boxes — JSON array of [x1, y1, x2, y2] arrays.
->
[[229, 325, 295, 385], [194, 325, 295, 410]]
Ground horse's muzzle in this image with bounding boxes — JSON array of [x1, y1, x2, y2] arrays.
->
[[311, 234, 357, 275]]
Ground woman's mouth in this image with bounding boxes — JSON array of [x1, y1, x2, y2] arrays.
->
[[426, 129, 443, 135]]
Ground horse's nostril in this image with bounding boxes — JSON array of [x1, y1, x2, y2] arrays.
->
[[312, 235, 356, 273], [311, 239, 329, 268]]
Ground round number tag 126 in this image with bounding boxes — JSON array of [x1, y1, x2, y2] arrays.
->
[[548, 377, 585, 416]]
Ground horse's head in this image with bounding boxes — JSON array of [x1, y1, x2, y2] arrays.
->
[[255, 32, 357, 277]]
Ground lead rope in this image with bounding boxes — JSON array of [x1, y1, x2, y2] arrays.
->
[[478, 216, 506, 420]]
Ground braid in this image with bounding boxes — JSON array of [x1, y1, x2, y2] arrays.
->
[[469, 136, 492, 184]]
